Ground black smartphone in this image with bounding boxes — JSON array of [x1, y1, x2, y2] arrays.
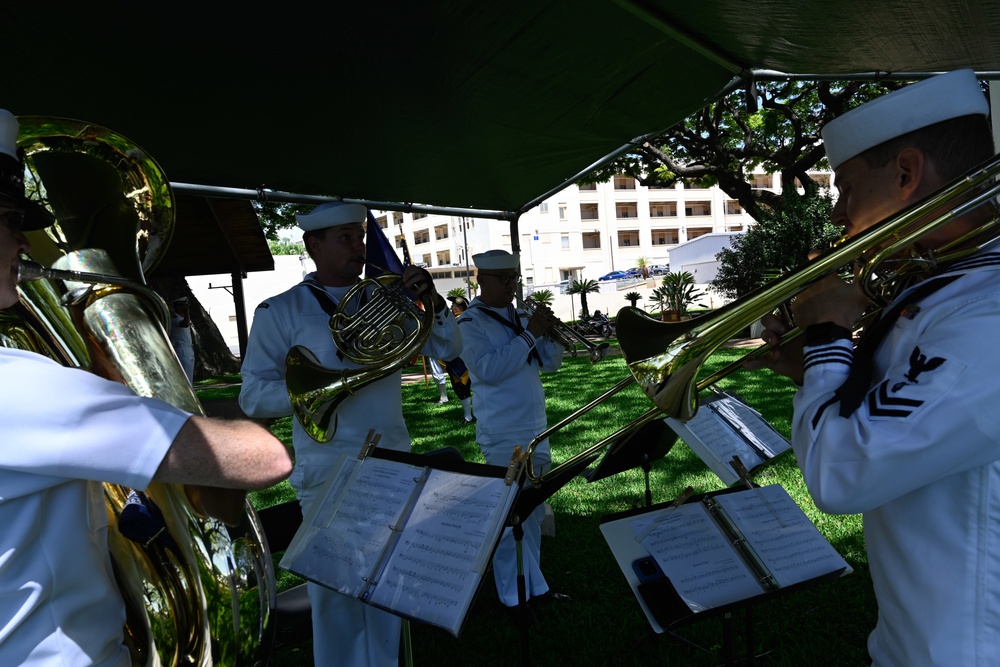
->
[[632, 556, 666, 584]]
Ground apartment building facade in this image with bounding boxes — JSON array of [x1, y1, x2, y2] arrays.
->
[[375, 171, 831, 292]]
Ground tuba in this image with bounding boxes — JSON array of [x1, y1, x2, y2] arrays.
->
[[6, 117, 276, 666]]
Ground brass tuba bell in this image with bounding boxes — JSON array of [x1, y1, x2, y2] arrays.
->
[[7, 117, 277, 666]]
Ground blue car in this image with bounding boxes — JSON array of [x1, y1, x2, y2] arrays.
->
[[598, 271, 627, 281]]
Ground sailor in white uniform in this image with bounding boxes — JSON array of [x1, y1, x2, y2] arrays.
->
[[457, 249, 563, 608], [750, 70, 1000, 666], [239, 201, 462, 667]]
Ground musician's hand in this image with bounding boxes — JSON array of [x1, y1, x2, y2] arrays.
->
[[790, 273, 867, 330], [743, 312, 805, 385], [403, 265, 445, 310], [526, 302, 558, 338]]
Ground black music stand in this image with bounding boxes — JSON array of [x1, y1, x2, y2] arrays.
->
[[508, 453, 598, 666], [584, 419, 676, 506]]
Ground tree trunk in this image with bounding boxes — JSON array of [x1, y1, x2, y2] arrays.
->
[[147, 276, 241, 381]]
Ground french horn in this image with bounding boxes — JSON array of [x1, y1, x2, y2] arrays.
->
[[6, 117, 276, 666]]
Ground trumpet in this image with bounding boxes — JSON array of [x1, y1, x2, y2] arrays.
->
[[516, 293, 609, 364]]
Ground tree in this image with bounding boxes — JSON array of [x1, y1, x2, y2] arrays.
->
[[447, 287, 467, 301], [528, 289, 554, 307], [566, 279, 599, 319], [585, 80, 903, 222], [635, 256, 649, 279], [624, 291, 642, 308], [712, 190, 842, 299], [268, 238, 304, 255]]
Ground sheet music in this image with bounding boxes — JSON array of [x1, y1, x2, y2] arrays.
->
[[280, 452, 516, 636], [665, 394, 790, 485], [281, 456, 424, 597], [366, 470, 515, 632], [712, 485, 851, 588], [634, 502, 764, 612], [707, 395, 789, 459]]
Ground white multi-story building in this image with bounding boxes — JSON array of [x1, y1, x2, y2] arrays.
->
[[375, 170, 831, 295]]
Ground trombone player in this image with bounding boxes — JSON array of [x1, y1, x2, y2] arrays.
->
[[747, 70, 1000, 666], [457, 249, 566, 615], [239, 202, 462, 667]]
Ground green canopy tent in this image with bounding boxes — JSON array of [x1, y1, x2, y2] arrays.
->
[[7, 1, 1000, 225]]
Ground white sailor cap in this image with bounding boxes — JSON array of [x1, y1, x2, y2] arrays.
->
[[822, 69, 989, 171], [296, 201, 368, 232], [473, 249, 519, 270]]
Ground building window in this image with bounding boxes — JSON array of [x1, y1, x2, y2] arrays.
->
[[649, 202, 677, 217], [684, 201, 711, 216], [652, 230, 679, 245], [539, 202, 549, 213], [376, 215, 388, 229], [395, 234, 405, 249], [561, 235, 570, 249], [421, 254, 431, 266], [413, 212, 427, 220], [616, 202, 638, 219], [582, 232, 601, 249], [725, 200, 743, 215], [580, 203, 599, 220], [436, 250, 451, 264], [392, 212, 404, 225], [751, 173, 772, 189], [434, 224, 448, 240], [613, 174, 636, 190], [558, 204, 567, 220], [578, 183, 597, 191], [413, 229, 430, 244], [617, 230, 639, 247], [687, 227, 712, 239]]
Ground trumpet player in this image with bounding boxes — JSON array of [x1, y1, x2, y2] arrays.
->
[[748, 70, 1000, 666], [238, 202, 462, 667], [457, 249, 567, 615]]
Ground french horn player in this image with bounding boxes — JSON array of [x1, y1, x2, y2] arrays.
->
[[238, 202, 462, 667], [0, 109, 292, 667], [745, 70, 1000, 666]]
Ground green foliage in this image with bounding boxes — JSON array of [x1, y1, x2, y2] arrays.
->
[[712, 190, 842, 300], [267, 238, 305, 256], [529, 288, 554, 306], [624, 291, 642, 307], [566, 278, 599, 318], [660, 271, 706, 314], [252, 201, 313, 241], [582, 79, 902, 223], [447, 287, 468, 299]]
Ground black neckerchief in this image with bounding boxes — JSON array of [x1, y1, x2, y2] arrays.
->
[[469, 303, 542, 366], [300, 278, 353, 361], [833, 274, 960, 417]]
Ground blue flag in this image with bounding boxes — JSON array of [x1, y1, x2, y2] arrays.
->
[[365, 211, 405, 278]]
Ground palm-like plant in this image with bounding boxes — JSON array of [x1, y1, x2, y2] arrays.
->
[[635, 256, 649, 279], [566, 279, 600, 319], [624, 291, 642, 308], [661, 271, 705, 316], [528, 289, 554, 307], [447, 287, 468, 300]]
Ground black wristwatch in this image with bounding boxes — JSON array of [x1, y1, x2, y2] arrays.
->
[[804, 322, 853, 346]]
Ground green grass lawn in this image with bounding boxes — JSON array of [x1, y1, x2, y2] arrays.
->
[[201, 344, 875, 666]]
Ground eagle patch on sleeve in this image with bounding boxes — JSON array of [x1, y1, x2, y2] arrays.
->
[[865, 344, 963, 420]]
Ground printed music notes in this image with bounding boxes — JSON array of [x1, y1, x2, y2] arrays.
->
[[280, 449, 518, 636]]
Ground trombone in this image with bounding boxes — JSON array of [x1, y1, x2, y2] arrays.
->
[[524, 151, 1000, 484], [515, 292, 609, 363]]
